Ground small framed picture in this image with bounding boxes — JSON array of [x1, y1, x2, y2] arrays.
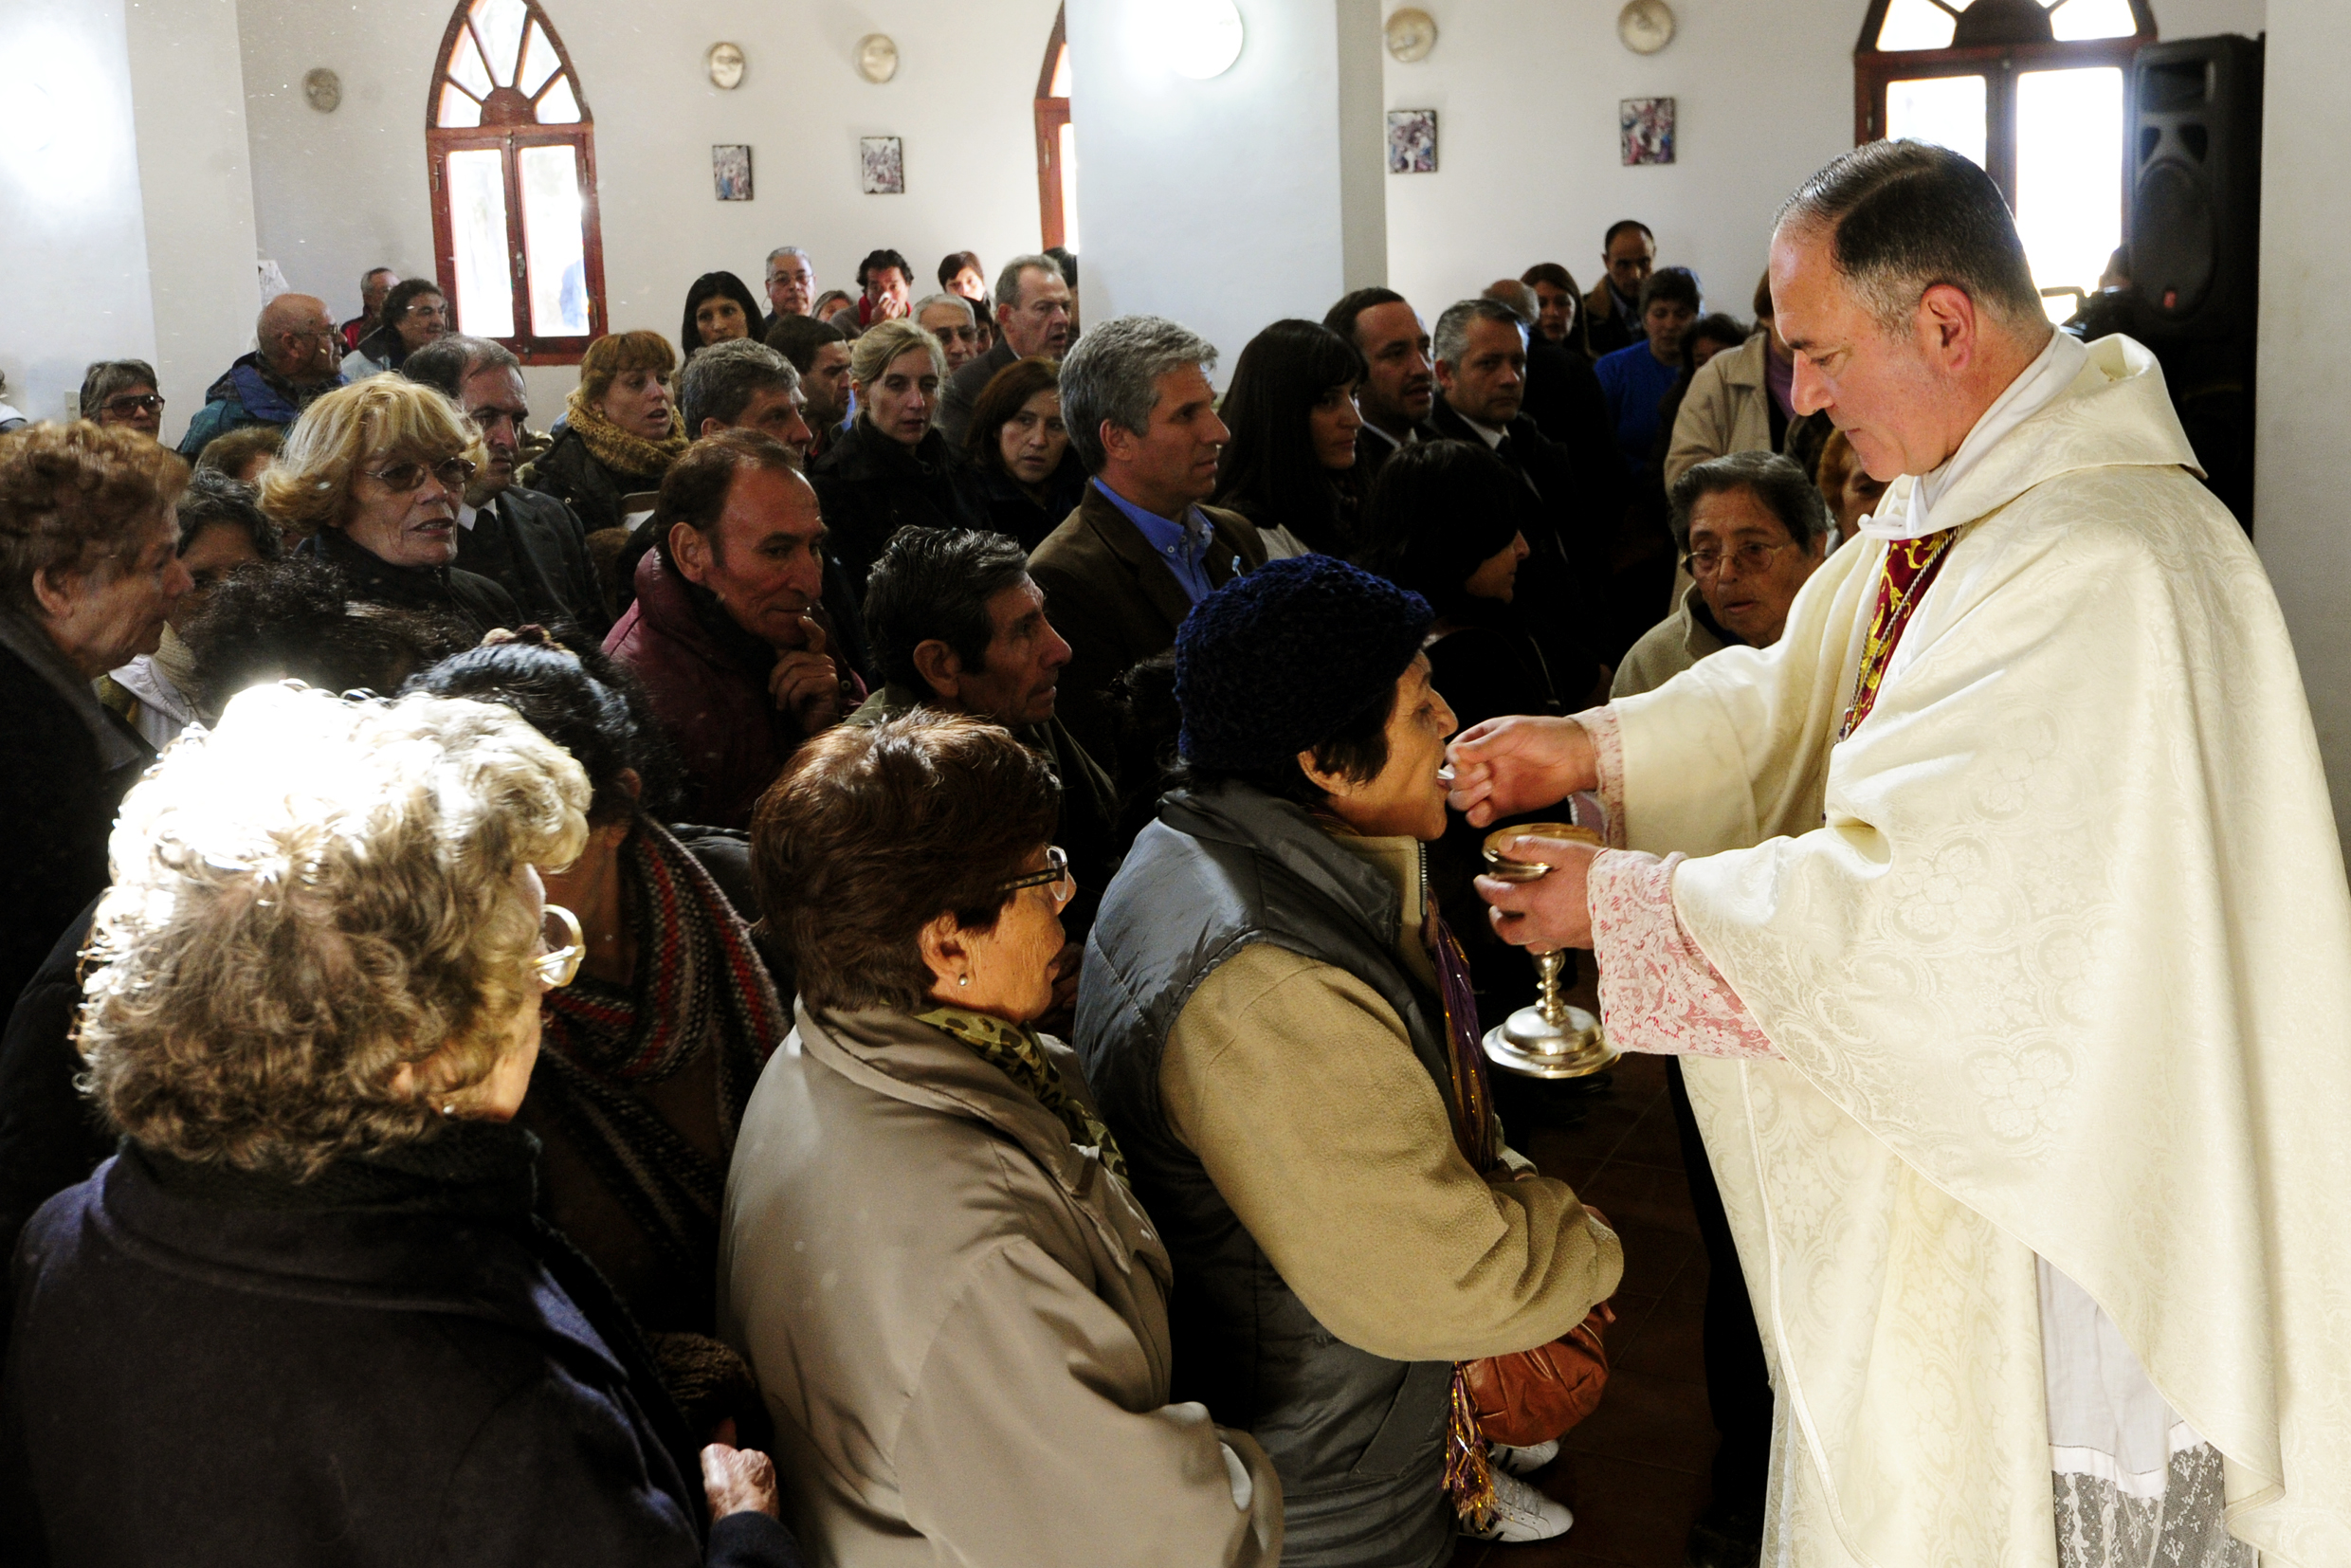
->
[[1387, 109, 1438, 174], [1620, 97, 1676, 166], [860, 135, 904, 194], [712, 143, 753, 200]]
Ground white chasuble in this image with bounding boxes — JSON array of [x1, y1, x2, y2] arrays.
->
[[1608, 335, 2351, 1567]]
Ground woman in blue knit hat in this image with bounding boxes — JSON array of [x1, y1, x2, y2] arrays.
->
[[1073, 553, 1621, 1560]]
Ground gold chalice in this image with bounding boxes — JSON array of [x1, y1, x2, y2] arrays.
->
[[1479, 823, 1618, 1079]]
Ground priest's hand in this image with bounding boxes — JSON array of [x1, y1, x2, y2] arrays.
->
[[1447, 716, 1598, 828], [771, 614, 843, 733], [1475, 834, 1600, 951]]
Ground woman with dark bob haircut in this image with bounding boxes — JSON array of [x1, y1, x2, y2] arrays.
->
[[679, 271, 764, 362], [0, 682, 795, 1566], [410, 630, 789, 1436], [722, 715, 1282, 1565], [962, 356, 1085, 550], [1212, 318, 1365, 558]]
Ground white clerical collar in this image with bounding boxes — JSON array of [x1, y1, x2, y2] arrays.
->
[[455, 500, 482, 531], [1457, 413, 1508, 450], [1865, 327, 2086, 542]]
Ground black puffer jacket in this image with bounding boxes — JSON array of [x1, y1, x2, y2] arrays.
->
[[0, 1125, 803, 1568], [534, 423, 667, 539]]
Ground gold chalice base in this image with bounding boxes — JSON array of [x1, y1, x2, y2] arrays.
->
[[1478, 822, 1617, 1078]]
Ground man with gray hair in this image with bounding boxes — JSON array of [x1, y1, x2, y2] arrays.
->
[[677, 338, 811, 456], [760, 246, 816, 332], [911, 292, 981, 373], [404, 334, 607, 635], [177, 294, 345, 458], [1028, 315, 1265, 764], [1428, 294, 1608, 692], [939, 253, 1076, 445], [1453, 138, 2351, 1567]]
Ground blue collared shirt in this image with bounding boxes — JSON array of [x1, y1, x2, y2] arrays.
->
[[1093, 478, 1221, 604]]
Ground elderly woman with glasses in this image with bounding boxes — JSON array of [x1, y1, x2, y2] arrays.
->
[[78, 359, 167, 442], [0, 683, 799, 1567], [723, 715, 1282, 1567], [263, 375, 519, 634]]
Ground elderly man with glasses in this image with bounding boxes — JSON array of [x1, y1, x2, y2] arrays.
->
[[177, 294, 348, 458]]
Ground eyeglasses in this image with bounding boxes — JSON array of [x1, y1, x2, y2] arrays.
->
[[1684, 539, 1795, 577], [995, 846, 1075, 906], [101, 393, 164, 417], [362, 456, 477, 493], [535, 903, 585, 989]]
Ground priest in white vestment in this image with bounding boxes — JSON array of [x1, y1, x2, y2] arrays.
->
[[1449, 140, 2351, 1568]]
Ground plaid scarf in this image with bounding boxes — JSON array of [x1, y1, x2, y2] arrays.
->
[[534, 823, 786, 1281], [915, 1005, 1128, 1179]]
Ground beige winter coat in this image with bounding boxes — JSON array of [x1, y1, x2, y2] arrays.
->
[[720, 1002, 1283, 1568], [1663, 331, 1775, 492]]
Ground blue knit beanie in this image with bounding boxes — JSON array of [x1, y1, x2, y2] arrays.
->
[[1175, 553, 1432, 771]]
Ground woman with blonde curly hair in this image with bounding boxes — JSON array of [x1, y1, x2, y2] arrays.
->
[[808, 318, 983, 597], [0, 683, 799, 1568], [534, 330, 692, 539], [266, 375, 519, 634]]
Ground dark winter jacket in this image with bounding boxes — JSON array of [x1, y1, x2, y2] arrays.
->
[[604, 549, 853, 830], [534, 422, 666, 539], [972, 460, 1089, 554], [176, 354, 342, 458], [807, 421, 985, 600], [298, 523, 521, 638], [0, 1125, 802, 1567]]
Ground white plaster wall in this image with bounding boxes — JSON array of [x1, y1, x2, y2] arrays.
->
[[2253, 0, 2348, 838], [1379, 0, 2266, 326], [0, 0, 157, 428], [1066, 0, 1386, 368], [124, 0, 262, 447], [236, 0, 1058, 411]]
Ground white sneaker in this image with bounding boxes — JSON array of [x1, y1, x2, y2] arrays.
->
[[1488, 1437, 1560, 1477], [1465, 1467, 1575, 1542]]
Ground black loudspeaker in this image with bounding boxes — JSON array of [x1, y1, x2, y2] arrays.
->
[[2128, 35, 2264, 345], [2123, 34, 2264, 528]]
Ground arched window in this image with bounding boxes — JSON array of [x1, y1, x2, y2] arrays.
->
[[1856, 0, 2155, 315], [1035, 5, 1077, 250], [427, 0, 607, 364]]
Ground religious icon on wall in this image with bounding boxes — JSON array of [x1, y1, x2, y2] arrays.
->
[[713, 144, 753, 200], [1620, 97, 1675, 165], [1387, 109, 1438, 174], [861, 136, 905, 194]]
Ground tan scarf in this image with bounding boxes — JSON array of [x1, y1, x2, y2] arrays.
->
[[563, 388, 689, 480]]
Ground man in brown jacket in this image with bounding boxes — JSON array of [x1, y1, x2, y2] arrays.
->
[[1028, 314, 1267, 770]]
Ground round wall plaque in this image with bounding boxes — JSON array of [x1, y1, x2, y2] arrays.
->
[[707, 43, 744, 90], [1385, 9, 1437, 63], [302, 67, 341, 113], [1617, 0, 1676, 55], [856, 34, 900, 83]]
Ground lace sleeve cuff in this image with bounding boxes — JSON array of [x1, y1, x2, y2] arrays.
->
[[1588, 848, 1778, 1060], [1573, 706, 1627, 849]]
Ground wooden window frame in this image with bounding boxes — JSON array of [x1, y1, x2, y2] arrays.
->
[[1036, 5, 1070, 251], [426, 0, 608, 366], [1853, 0, 2156, 206]]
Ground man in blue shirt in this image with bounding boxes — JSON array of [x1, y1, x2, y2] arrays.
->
[[1593, 267, 1701, 474], [1028, 315, 1267, 771]]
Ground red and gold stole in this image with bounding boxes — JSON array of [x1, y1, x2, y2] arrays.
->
[[1838, 529, 1962, 740]]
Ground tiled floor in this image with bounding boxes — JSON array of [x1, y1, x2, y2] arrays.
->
[[1451, 975, 1720, 1568]]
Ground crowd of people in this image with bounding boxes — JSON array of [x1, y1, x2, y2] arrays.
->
[[0, 137, 2341, 1568]]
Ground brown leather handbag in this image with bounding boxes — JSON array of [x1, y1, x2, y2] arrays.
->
[[1463, 1299, 1615, 1447]]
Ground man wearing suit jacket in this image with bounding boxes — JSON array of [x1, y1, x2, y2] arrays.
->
[[1322, 288, 1440, 485], [1028, 315, 1267, 774], [1428, 297, 1605, 701], [939, 255, 1075, 447], [405, 335, 611, 638]]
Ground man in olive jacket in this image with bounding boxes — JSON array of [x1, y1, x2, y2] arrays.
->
[[1077, 556, 1621, 1566]]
